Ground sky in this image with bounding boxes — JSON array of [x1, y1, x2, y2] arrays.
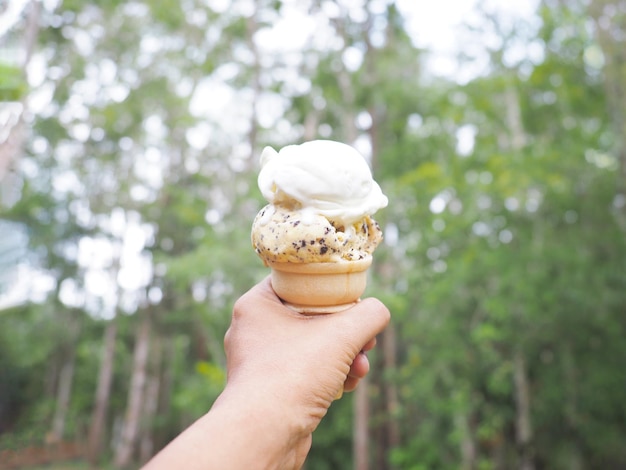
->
[[398, 0, 541, 81]]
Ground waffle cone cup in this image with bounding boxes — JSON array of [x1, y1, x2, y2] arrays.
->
[[267, 256, 372, 314]]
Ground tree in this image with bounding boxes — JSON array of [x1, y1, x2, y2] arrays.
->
[[2, 1, 626, 469], [86, 320, 117, 465]]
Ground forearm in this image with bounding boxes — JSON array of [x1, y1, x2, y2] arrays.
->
[[142, 385, 312, 470]]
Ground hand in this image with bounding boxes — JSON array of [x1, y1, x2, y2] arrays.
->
[[143, 277, 390, 470], [224, 277, 390, 423]]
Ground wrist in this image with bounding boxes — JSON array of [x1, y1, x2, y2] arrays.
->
[[143, 381, 313, 470], [210, 382, 314, 469]]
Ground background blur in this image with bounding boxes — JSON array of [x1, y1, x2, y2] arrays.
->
[[1, 0, 625, 469]]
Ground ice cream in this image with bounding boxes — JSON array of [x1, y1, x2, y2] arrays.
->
[[251, 140, 388, 313], [251, 205, 383, 264]]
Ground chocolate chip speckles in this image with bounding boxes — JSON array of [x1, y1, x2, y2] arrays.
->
[[251, 204, 383, 264]]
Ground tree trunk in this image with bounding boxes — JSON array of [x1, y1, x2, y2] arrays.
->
[[589, 0, 626, 181], [353, 374, 370, 470], [455, 411, 476, 470], [245, 9, 261, 166], [114, 311, 151, 468], [504, 83, 527, 150], [505, 69, 534, 470], [138, 374, 160, 464], [44, 356, 60, 402], [153, 336, 175, 452], [49, 310, 80, 444], [589, 0, 626, 237], [0, 0, 39, 182], [561, 343, 583, 470], [382, 322, 400, 455], [139, 335, 163, 465], [369, 95, 399, 467], [87, 320, 117, 466], [50, 356, 75, 443], [513, 349, 534, 470]]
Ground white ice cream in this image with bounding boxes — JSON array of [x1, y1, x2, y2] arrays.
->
[[258, 140, 388, 225]]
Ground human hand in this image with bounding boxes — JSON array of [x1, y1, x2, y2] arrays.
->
[[222, 276, 390, 433]]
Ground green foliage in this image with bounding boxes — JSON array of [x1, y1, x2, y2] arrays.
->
[[172, 361, 225, 419], [2, 0, 626, 468], [0, 63, 27, 101], [0, 303, 66, 439]]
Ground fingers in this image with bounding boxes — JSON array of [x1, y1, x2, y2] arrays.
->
[[343, 351, 370, 393], [349, 297, 390, 335], [331, 298, 390, 356], [362, 337, 377, 352], [343, 376, 360, 393], [348, 352, 370, 379]]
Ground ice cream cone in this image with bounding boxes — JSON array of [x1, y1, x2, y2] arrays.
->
[[267, 256, 372, 314]]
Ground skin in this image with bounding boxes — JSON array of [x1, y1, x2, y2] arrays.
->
[[142, 277, 390, 470]]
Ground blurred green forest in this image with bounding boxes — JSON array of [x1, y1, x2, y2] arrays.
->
[[1, 0, 625, 469]]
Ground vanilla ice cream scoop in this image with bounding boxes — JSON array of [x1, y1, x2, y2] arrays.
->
[[258, 140, 388, 225]]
